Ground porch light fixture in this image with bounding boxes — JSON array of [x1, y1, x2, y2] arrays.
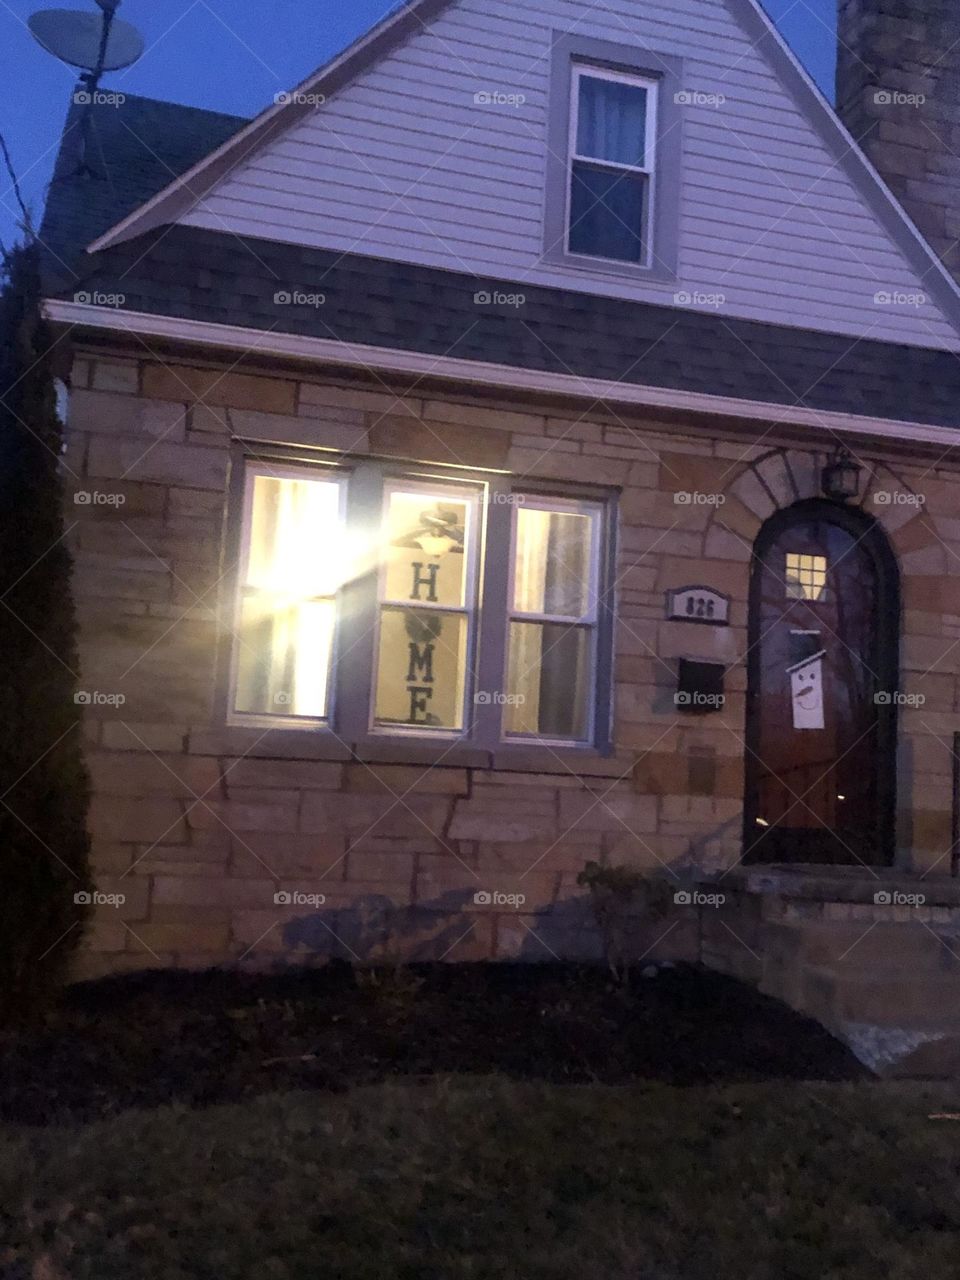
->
[[821, 447, 862, 502]]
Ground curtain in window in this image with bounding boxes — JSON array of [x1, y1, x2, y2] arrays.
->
[[576, 76, 648, 167]]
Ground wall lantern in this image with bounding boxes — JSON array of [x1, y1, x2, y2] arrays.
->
[[821, 447, 862, 502]]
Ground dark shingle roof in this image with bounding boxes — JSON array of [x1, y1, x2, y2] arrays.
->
[[39, 94, 960, 432], [39, 93, 246, 288]]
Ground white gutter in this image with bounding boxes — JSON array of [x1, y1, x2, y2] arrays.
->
[[43, 299, 960, 450]]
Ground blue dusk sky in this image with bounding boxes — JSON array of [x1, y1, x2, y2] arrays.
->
[[0, 0, 838, 251]]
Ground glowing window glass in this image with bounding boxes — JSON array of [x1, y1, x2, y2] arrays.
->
[[785, 553, 827, 601], [233, 466, 343, 720]]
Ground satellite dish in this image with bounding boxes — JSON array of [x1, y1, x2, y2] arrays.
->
[[28, 8, 144, 73]]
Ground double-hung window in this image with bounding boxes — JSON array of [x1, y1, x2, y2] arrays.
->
[[567, 66, 658, 266], [227, 456, 614, 753]]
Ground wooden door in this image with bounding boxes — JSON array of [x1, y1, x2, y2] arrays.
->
[[744, 501, 898, 865]]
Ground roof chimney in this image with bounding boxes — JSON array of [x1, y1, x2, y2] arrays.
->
[[836, 0, 960, 283]]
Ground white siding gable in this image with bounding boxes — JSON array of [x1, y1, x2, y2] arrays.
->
[[176, 0, 960, 350]]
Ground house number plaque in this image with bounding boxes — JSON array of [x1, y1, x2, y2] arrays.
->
[[665, 586, 730, 626]]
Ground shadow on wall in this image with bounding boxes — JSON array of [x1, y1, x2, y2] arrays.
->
[[279, 887, 698, 966]]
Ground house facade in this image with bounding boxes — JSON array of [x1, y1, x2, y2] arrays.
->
[[37, 0, 960, 1067]]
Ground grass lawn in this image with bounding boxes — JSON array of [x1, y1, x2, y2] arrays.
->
[[2, 1077, 960, 1279]]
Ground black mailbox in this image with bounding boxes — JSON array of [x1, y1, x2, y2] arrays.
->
[[676, 659, 725, 714]]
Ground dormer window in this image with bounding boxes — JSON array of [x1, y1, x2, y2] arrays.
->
[[544, 35, 682, 283], [568, 68, 658, 265]]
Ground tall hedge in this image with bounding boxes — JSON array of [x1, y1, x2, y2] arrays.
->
[[0, 242, 90, 1022]]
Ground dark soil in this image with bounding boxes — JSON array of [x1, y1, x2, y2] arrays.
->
[[0, 961, 867, 1125]]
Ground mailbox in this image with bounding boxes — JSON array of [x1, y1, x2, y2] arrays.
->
[[676, 659, 725, 714]]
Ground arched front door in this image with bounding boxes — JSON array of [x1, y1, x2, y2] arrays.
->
[[744, 499, 899, 865]]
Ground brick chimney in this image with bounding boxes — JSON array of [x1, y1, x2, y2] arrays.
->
[[837, 0, 960, 282]]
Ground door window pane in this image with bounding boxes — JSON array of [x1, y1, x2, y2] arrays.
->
[[785, 553, 828, 601], [234, 468, 342, 719]]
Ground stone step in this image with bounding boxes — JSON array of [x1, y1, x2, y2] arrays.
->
[[802, 965, 960, 1028], [765, 920, 960, 974]]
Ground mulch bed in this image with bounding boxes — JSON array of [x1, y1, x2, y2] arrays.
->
[[0, 961, 868, 1125]]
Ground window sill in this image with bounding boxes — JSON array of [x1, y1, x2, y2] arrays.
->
[[197, 724, 622, 775], [541, 244, 678, 286]]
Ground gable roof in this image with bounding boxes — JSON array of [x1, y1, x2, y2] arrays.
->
[[79, 0, 960, 346], [86, 0, 450, 254]]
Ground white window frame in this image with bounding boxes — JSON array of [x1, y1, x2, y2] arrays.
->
[[370, 476, 484, 739], [504, 495, 605, 747], [229, 458, 348, 729], [224, 453, 616, 755], [566, 64, 660, 269]]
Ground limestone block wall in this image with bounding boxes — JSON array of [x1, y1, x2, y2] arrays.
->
[[60, 347, 960, 977]]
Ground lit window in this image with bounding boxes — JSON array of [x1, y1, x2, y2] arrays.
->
[[233, 464, 343, 720], [230, 461, 613, 751], [505, 500, 603, 742], [568, 67, 657, 265], [374, 482, 479, 732], [785, 553, 828, 601]]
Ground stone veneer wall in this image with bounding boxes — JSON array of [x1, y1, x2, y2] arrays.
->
[[837, 0, 960, 284], [62, 348, 960, 978]]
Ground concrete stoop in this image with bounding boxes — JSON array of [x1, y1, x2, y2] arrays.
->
[[697, 865, 960, 1076]]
